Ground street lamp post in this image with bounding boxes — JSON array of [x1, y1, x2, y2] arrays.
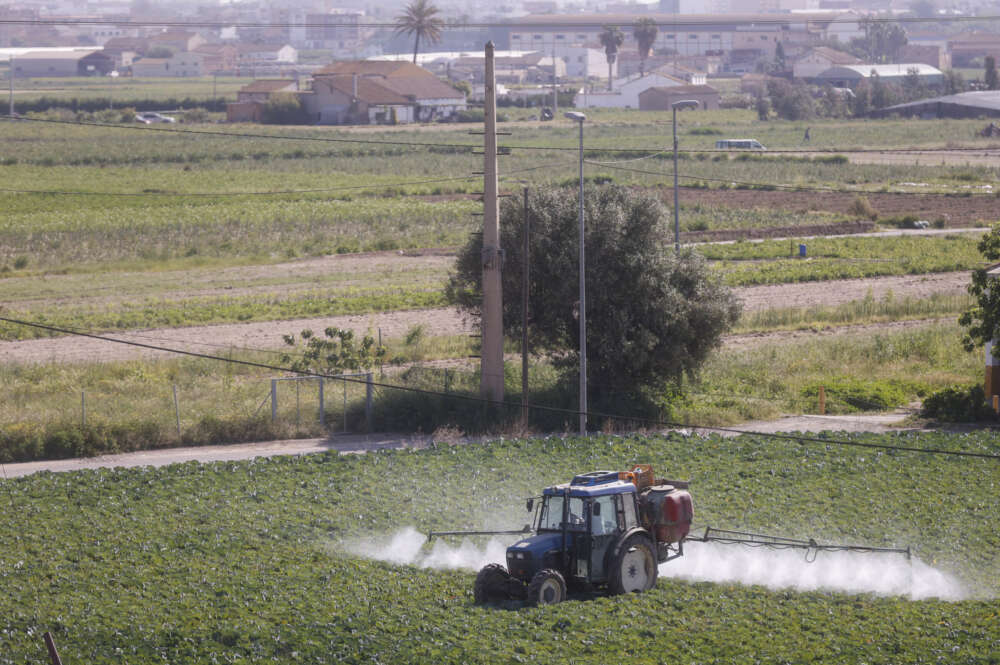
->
[[564, 111, 587, 435], [108, 70, 119, 110], [671, 99, 700, 253]]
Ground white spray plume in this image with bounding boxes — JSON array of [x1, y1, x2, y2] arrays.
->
[[339, 526, 514, 571], [661, 541, 970, 601], [340, 529, 972, 601]]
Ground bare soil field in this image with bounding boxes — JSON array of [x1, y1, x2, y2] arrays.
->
[[0, 271, 968, 366]]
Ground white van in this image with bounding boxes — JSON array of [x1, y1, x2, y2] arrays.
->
[[715, 139, 766, 150]]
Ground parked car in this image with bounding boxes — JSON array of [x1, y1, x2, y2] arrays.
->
[[715, 139, 766, 150], [135, 112, 176, 124]]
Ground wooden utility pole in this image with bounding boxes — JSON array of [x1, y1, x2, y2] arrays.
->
[[480, 42, 504, 403]]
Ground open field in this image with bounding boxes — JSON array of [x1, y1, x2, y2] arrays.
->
[[2, 109, 998, 455], [0, 432, 997, 663]]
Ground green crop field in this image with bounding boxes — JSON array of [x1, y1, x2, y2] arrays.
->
[[1, 432, 997, 663]]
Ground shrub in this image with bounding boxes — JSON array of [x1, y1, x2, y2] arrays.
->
[[921, 384, 994, 422], [847, 195, 878, 220], [261, 93, 309, 125]]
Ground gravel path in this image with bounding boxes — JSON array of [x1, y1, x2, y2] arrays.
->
[[0, 271, 969, 365]]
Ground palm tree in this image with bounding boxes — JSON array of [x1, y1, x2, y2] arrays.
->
[[394, 0, 444, 65], [599, 26, 625, 91], [633, 18, 658, 77]]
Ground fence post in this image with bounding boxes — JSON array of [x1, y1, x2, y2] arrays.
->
[[343, 378, 348, 433], [43, 632, 63, 665], [318, 378, 325, 426], [296, 379, 301, 426], [366, 372, 373, 433], [81, 391, 86, 427], [271, 379, 278, 422], [818, 386, 826, 415], [172, 384, 181, 438]]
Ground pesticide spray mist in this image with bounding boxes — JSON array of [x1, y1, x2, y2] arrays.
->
[[339, 528, 969, 601]]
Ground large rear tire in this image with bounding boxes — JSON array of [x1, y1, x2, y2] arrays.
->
[[474, 563, 514, 605], [608, 533, 658, 595], [526, 568, 567, 606]]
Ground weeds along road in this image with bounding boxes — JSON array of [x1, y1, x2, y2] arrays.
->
[[1, 409, 921, 479], [0, 271, 969, 365]]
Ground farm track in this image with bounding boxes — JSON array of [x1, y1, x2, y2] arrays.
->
[[0, 271, 968, 365]]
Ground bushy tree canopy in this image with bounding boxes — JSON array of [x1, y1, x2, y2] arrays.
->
[[446, 186, 741, 399], [960, 225, 1000, 352]]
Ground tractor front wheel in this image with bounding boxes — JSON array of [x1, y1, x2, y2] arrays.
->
[[526, 568, 567, 606], [474, 563, 515, 605], [609, 533, 658, 595]]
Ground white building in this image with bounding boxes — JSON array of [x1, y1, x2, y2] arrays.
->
[[132, 52, 204, 77], [576, 69, 686, 108]]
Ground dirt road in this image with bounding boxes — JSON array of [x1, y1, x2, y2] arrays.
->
[[0, 271, 968, 365], [0, 410, 920, 479]]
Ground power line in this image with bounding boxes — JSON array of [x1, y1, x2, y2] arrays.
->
[[1, 314, 997, 461], [1, 14, 999, 28]]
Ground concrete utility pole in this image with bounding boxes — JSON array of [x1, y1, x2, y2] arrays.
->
[[672, 99, 699, 252], [9, 56, 14, 118], [480, 42, 504, 403]]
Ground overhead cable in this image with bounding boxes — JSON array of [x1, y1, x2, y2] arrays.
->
[[1, 314, 997, 461]]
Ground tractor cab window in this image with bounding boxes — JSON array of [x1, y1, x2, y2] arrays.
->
[[590, 495, 619, 535], [538, 495, 585, 531]]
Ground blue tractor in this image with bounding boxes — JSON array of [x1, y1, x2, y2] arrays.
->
[[432, 465, 911, 606], [466, 467, 693, 606]]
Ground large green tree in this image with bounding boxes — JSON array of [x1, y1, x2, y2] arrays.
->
[[960, 225, 1000, 353], [394, 0, 444, 64], [632, 18, 658, 76], [446, 186, 741, 404], [851, 18, 908, 64], [599, 25, 625, 90]]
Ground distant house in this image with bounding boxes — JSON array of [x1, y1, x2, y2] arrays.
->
[[236, 43, 298, 65], [306, 60, 466, 125], [236, 79, 298, 102], [948, 31, 1000, 67], [227, 78, 301, 122], [576, 68, 686, 108], [193, 44, 239, 74], [899, 44, 950, 71], [147, 31, 206, 54], [639, 84, 720, 111], [102, 36, 149, 58], [132, 52, 205, 77], [12, 50, 113, 77], [792, 46, 862, 81], [813, 64, 944, 88]]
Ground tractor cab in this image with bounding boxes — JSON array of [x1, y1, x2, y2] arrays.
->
[[469, 465, 687, 607], [505, 471, 643, 588]]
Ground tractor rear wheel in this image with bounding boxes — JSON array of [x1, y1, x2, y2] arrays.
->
[[526, 568, 567, 606], [474, 563, 515, 605], [609, 533, 658, 595]]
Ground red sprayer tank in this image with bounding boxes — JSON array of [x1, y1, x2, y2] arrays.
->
[[640, 485, 693, 544]]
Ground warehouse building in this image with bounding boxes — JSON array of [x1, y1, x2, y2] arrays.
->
[[868, 91, 1000, 119]]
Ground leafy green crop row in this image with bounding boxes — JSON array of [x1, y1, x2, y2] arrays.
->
[[707, 233, 984, 286], [0, 431, 997, 663]]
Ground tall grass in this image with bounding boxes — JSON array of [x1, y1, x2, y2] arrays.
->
[[0, 320, 979, 461]]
